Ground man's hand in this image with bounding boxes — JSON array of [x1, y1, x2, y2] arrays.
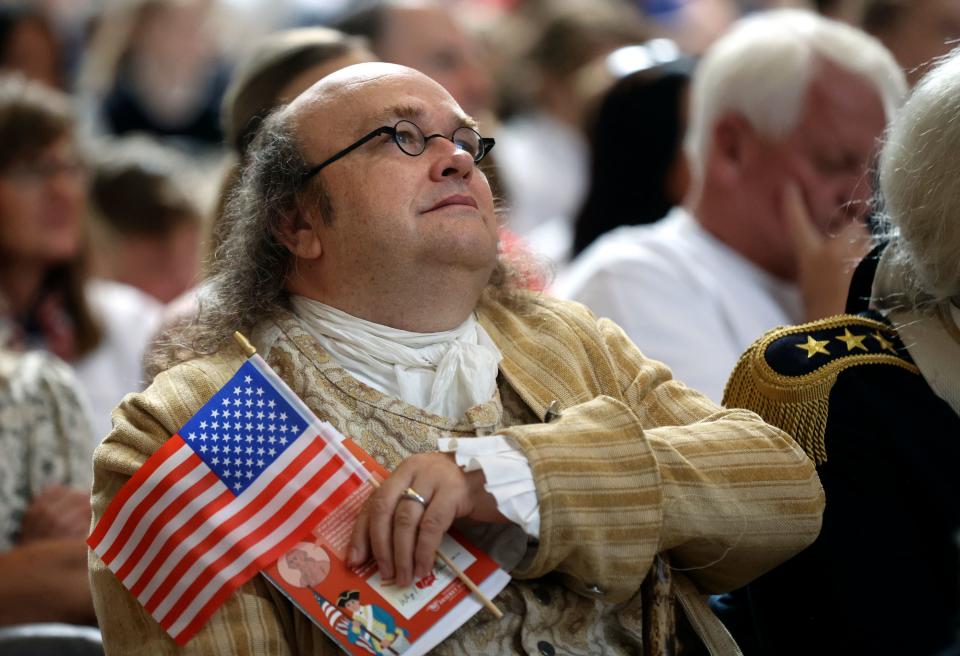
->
[[347, 452, 505, 587], [783, 181, 872, 321], [18, 485, 91, 544]]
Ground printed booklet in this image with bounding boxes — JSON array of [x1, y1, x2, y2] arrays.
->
[[263, 424, 511, 656]]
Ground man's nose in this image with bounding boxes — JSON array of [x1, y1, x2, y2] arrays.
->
[[427, 139, 474, 180]]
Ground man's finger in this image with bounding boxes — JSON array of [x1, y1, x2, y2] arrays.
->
[[413, 493, 458, 581], [347, 501, 372, 569], [392, 491, 427, 587]]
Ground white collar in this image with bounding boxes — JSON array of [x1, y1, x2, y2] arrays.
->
[[290, 296, 502, 420]]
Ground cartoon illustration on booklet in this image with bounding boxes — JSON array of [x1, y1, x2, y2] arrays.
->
[[264, 436, 512, 656]]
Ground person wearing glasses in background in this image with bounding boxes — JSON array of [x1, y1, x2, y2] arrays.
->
[[90, 62, 824, 654], [0, 74, 161, 445]]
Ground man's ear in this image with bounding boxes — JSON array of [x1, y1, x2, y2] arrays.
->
[[707, 113, 757, 184], [274, 208, 324, 259]]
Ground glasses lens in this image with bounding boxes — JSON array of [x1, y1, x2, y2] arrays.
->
[[393, 121, 425, 156], [452, 127, 483, 162]]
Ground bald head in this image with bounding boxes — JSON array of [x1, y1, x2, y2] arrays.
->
[[286, 62, 476, 172]]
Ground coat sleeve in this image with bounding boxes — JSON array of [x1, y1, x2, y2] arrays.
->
[[88, 354, 341, 656], [497, 311, 824, 603]]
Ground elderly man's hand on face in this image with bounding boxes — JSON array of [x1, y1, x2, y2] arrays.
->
[[18, 485, 91, 544], [347, 452, 506, 587], [783, 181, 873, 321]]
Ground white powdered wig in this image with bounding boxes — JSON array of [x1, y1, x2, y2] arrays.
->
[[877, 48, 960, 309], [685, 9, 906, 179]]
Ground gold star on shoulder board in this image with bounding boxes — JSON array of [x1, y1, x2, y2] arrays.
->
[[872, 330, 897, 353], [796, 335, 831, 358], [835, 328, 868, 352]]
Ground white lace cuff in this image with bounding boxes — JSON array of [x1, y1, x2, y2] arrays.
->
[[436, 436, 541, 539]]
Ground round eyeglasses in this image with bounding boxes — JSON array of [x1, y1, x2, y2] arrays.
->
[[302, 119, 495, 183]]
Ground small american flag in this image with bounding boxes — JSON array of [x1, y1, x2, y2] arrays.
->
[[88, 355, 368, 645]]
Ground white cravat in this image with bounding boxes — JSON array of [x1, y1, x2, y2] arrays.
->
[[290, 296, 541, 546], [290, 296, 502, 420]]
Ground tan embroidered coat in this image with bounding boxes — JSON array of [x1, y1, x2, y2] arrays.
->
[[89, 290, 824, 655]]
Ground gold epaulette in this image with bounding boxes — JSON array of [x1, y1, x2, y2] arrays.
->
[[722, 314, 919, 464]]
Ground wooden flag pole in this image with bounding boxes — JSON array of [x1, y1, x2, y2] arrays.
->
[[234, 331, 257, 357]]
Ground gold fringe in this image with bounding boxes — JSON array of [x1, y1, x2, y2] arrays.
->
[[722, 316, 918, 465]]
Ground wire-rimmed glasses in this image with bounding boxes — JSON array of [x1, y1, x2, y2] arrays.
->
[[301, 119, 495, 183]]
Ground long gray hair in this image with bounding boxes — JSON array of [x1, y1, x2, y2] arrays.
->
[[875, 48, 960, 312], [148, 108, 314, 374]]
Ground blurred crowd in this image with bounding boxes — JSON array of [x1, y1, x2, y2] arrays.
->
[[1, 0, 959, 652]]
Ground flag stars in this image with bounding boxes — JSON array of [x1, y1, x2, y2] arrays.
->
[[244, 386, 253, 396], [211, 456, 219, 465], [245, 471, 254, 480], [244, 375, 252, 384], [245, 422, 253, 430], [268, 411, 276, 421], [245, 399, 252, 408], [188, 432, 197, 441], [245, 458, 253, 467], [256, 411, 264, 420], [245, 446, 253, 455], [222, 398, 231, 407], [268, 435, 277, 445], [268, 424, 276, 433], [257, 459, 265, 468], [256, 387, 264, 396], [211, 445, 220, 454], [268, 448, 277, 457], [234, 386, 242, 395], [234, 482, 242, 491], [200, 420, 208, 429], [234, 398, 243, 407], [256, 399, 264, 408], [211, 410, 219, 418], [280, 424, 288, 433], [199, 444, 207, 453], [279, 412, 287, 421], [257, 447, 265, 456], [279, 437, 288, 446]]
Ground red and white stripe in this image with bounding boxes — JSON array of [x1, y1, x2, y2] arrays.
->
[[89, 427, 364, 644]]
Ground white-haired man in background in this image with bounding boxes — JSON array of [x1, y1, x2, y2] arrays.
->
[[556, 9, 906, 402]]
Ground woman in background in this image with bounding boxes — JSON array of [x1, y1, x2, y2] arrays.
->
[[572, 43, 693, 257], [0, 74, 160, 443]]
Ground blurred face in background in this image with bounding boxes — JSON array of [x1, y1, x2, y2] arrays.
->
[[376, 6, 493, 118], [0, 136, 85, 267], [729, 62, 886, 279]]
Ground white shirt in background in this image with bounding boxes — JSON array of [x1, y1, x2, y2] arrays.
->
[[496, 112, 588, 239], [553, 207, 803, 402], [75, 279, 162, 444]]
